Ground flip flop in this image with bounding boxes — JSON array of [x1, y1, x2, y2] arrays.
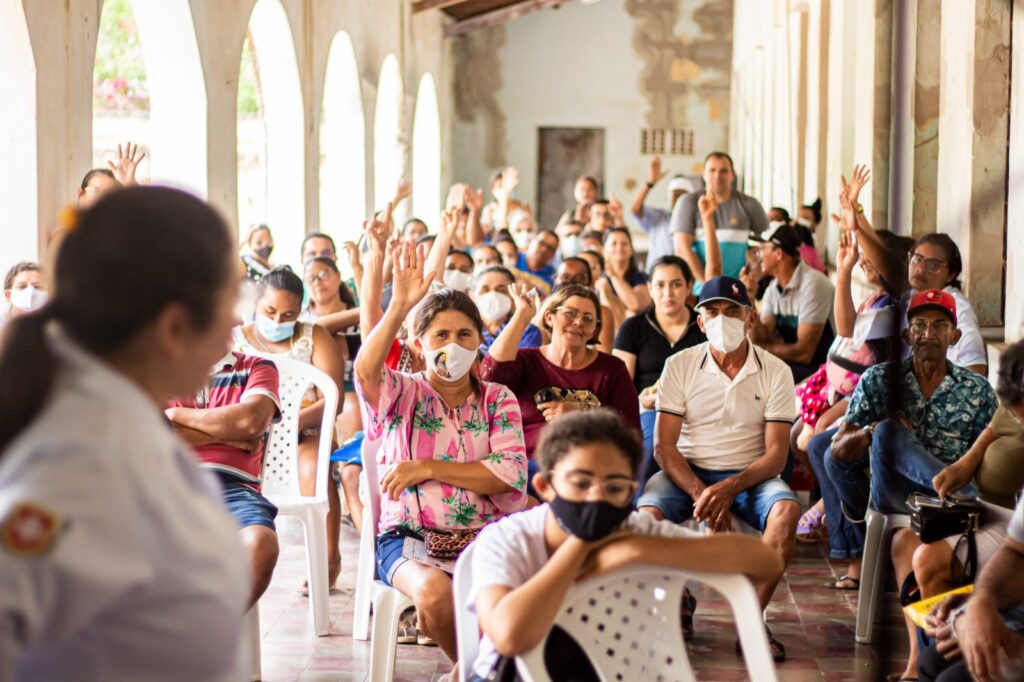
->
[[735, 625, 786, 663], [829, 574, 860, 591]]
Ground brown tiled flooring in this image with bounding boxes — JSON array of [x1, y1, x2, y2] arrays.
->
[[257, 517, 911, 681]]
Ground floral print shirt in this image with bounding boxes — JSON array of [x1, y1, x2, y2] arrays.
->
[[845, 359, 997, 464], [357, 366, 528, 534]]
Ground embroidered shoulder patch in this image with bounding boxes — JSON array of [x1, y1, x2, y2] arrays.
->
[[1, 502, 62, 557]]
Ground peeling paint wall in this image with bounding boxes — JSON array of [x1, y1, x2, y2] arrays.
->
[[451, 0, 733, 230]]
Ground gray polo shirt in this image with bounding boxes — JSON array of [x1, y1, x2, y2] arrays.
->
[[670, 190, 768, 279]]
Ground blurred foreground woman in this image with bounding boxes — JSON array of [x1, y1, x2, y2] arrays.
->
[[0, 187, 249, 681]]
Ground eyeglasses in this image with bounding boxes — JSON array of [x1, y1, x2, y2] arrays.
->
[[556, 307, 597, 327], [549, 470, 637, 505], [304, 270, 333, 285], [909, 320, 953, 335], [908, 253, 947, 274]]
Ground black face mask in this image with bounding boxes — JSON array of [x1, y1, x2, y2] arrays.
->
[[549, 495, 633, 541], [254, 245, 273, 260]]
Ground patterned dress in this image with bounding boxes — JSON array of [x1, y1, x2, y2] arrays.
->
[[357, 366, 528, 534]]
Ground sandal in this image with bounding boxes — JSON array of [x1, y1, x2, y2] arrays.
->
[[397, 609, 417, 644], [680, 589, 697, 642], [736, 626, 786, 663], [830, 574, 860, 591], [796, 505, 827, 543]]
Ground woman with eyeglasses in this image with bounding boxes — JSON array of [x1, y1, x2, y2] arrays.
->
[[233, 266, 346, 590], [482, 283, 640, 497]]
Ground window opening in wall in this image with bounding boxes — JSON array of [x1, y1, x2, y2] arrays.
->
[[640, 128, 695, 156]]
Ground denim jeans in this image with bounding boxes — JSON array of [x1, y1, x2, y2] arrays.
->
[[637, 410, 661, 492], [807, 427, 864, 560]]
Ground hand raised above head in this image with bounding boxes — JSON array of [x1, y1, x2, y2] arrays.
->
[[648, 156, 670, 185], [389, 240, 435, 313], [108, 140, 146, 186]]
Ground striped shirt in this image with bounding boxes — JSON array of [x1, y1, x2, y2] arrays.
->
[[169, 352, 281, 488]]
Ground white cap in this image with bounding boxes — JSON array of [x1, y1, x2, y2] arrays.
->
[[667, 176, 698, 194]]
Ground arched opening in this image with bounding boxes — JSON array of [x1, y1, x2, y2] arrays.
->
[[237, 0, 304, 265], [411, 73, 441, 226], [373, 54, 405, 219], [319, 31, 366, 244], [93, 0, 152, 182], [0, 0, 37, 282]]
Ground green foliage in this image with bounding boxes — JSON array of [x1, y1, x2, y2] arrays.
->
[[93, 0, 149, 112], [238, 35, 261, 115]]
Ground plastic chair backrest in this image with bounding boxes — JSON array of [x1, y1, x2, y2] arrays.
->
[[452, 541, 481, 681], [259, 356, 339, 500], [361, 435, 383, 534], [516, 565, 777, 682]]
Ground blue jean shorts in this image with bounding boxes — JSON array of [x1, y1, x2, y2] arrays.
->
[[220, 476, 278, 531], [636, 465, 798, 531], [375, 530, 410, 587]]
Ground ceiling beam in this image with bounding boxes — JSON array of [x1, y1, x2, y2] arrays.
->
[[412, 0, 468, 13], [444, 0, 566, 36]]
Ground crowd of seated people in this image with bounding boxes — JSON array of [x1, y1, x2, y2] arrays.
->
[[3, 142, 1024, 682]]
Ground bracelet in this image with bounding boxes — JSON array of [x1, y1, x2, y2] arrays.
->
[[948, 604, 970, 640], [645, 181, 655, 189]]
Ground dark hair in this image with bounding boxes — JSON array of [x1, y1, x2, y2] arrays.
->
[[566, 220, 586, 230], [557, 257, 593, 286], [0, 187, 233, 454], [473, 244, 500, 259], [580, 230, 604, 244], [257, 266, 304, 302], [913, 233, 963, 289], [473, 264, 515, 287], [302, 232, 336, 255], [996, 339, 1024, 408], [306, 256, 356, 308], [412, 289, 485, 395], [579, 248, 605, 273], [649, 255, 694, 285], [802, 198, 822, 225], [489, 169, 504, 187], [769, 207, 791, 222], [539, 283, 603, 344], [538, 228, 560, 244], [80, 168, 120, 190], [704, 151, 736, 173], [447, 249, 474, 270], [4, 262, 41, 291], [575, 175, 598, 189], [591, 198, 611, 207], [603, 227, 640, 281], [537, 409, 643, 475], [403, 217, 428, 233], [415, 233, 437, 247]]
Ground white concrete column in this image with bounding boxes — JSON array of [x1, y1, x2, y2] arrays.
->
[[824, 0, 858, 261], [1004, 0, 1024, 341], [936, 0, 1010, 325], [801, 0, 829, 211], [911, 0, 941, 239], [851, 0, 892, 232]]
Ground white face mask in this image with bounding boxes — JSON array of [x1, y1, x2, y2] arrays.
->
[[512, 230, 533, 250], [502, 255, 518, 270], [424, 341, 477, 383], [443, 270, 473, 293], [476, 291, 512, 322], [561, 235, 583, 258], [703, 314, 747, 353], [9, 285, 47, 312]]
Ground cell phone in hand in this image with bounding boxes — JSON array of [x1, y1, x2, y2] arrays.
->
[[533, 387, 560, 406]]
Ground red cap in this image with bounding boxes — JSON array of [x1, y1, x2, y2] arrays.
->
[[907, 289, 957, 324]]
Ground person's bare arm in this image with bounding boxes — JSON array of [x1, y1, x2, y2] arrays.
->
[[933, 426, 995, 499], [830, 420, 873, 463], [612, 350, 637, 378], [295, 324, 346, 430], [486, 283, 537, 362], [358, 208, 391, 341], [833, 230, 859, 337], [312, 308, 361, 335], [597, 314, 615, 354], [762, 323, 826, 364], [652, 411, 704, 498], [424, 205, 459, 286], [166, 394, 277, 442], [464, 186, 487, 247], [749, 314, 777, 345], [674, 232, 706, 283], [697, 193, 722, 280], [606, 273, 650, 314], [380, 460, 513, 500]]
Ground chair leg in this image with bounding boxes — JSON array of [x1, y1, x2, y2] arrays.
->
[[302, 504, 332, 636], [369, 589, 401, 682], [353, 507, 375, 641], [855, 508, 886, 644], [727, 582, 779, 681], [246, 606, 262, 681]]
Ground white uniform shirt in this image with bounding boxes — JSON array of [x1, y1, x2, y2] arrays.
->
[[656, 342, 797, 470], [467, 504, 698, 677], [0, 330, 249, 681]]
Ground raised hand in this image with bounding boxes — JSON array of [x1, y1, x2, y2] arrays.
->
[[390, 240, 435, 313], [509, 281, 538, 320], [464, 185, 484, 212], [446, 183, 467, 212], [647, 156, 670, 186], [497, 166, 519, 199], [108, 141, 146, 186], [342, 241, 361, 272], [698, 192, 720, 221], [363, 202, 393, 255], [836, 231, 859, 273], [843, 164, 871, 207], [438, 206, 460, 237], [608, 195, 625, 224], [393, 178, 412, 205]]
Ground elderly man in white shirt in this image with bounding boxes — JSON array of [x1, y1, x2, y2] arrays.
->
[[638, 276, 801, 662]]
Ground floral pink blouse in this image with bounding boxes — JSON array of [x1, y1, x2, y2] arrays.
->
[[357, 366, 528, 534]]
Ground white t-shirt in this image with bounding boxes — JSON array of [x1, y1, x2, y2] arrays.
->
[[467, 504, 697, 678], [656, 342, 797, 470]]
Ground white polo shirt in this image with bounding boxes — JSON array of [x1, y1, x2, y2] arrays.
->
[[656, 341, 797, 470]]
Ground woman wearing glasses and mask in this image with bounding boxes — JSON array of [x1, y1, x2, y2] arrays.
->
[[482, 283, 640, 498]]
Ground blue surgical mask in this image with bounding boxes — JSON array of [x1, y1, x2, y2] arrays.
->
[[256, 314, 296, 343]]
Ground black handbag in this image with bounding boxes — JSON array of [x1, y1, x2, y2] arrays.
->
[[907, 493, 987, 584]]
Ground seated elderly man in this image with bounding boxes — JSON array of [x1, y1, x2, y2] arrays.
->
[[638, 276, 801, 662], [917, 490, 1024, 681], [825, 289, 997, 524], [166, 351, 281, 606]]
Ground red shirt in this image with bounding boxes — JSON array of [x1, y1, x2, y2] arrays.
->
[[169, 352, 281, 489]]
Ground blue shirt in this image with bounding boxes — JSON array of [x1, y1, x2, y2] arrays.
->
[[516, 253, 556, 287], [845, 359, 997, 464], [635, 206, 674, 271], [480, 321, 543, 355]]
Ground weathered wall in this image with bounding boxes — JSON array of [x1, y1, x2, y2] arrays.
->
[[451, 0, 733, 229]]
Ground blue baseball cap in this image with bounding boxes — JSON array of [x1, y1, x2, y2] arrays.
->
[[696, 276, 751, 308]]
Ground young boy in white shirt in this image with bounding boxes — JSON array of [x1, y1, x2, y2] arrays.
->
[[467, 409, 784, 681]]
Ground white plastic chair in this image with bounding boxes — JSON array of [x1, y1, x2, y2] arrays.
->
[[855, 508, 911, 644], [259, 356, 339, 637], [245, 607, 261, 681], [454, 549, 778, 682], [351, 437, 415, 682]]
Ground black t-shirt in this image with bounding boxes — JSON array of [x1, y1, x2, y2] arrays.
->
[[613, 307, 707, 393]]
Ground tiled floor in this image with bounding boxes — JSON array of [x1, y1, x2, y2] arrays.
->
[[256, 517, 911, 681]]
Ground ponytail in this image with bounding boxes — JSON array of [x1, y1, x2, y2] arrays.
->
[[0, 310, 57, 453]]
